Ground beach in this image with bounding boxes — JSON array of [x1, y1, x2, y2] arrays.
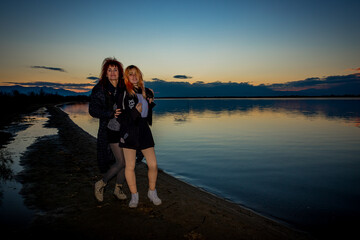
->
[[3, 105, 314, 240]]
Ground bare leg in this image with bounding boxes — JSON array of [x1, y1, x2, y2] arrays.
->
[[142, 147, 158, 190], [123, 148, 137, 194]]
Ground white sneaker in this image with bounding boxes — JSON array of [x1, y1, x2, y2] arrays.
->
[[129, 192, 139, 208], [113, 184, 127, 200], [148, 189, 162, 206], [94, 179, 106, 202]]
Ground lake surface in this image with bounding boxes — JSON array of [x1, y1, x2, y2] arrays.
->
[[0, 108, 57, 229], [61, 98, 360, 235]]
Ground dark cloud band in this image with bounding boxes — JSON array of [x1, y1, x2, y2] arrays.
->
[[30, 66, 66, 72], [5, 81, 94, 91], [173, 75, 192, 79], [268, 74, 360, 91], [87, 76, 100, 80], [5, 72, 359, 96]]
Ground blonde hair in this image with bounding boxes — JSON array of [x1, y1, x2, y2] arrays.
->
[[124, 65, 146, 97]]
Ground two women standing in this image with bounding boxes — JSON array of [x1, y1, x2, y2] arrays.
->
[[89, 58, 161, 208]]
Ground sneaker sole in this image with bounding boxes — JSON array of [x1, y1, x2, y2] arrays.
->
[[95, 191, 104, 202], [149, 199, 162, 206], [95, 196, 103, 202], [113, 194, 127, 200]]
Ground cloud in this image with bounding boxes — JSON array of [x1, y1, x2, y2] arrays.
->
[[5, 72, 359, 97], [87, 76, 100, 83], [348, 67, 360, 72], [30, 65, 66, 72], [173, 75, 192, 79], [87, 76, 99, 80], [5, 81, 94, 92], [145, 73, 360, 97], [268, 74, 360, 91], [151, 78, 166, 82], [145, 79, 274, 97]]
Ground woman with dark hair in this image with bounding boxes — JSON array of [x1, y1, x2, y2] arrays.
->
[[89, 57, 127, 202], [119, 65, 161, 208]]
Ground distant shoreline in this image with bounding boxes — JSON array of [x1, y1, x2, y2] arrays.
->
[[155, 95, 360, 99]]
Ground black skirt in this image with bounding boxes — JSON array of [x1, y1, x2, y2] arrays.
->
[[119, 118, 155, 150], [107, 129, 120, 143]]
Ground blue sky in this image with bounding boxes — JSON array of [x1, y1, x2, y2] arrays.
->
[[0, 0, 359, 92]]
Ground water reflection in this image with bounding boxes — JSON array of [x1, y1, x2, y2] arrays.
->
[[61, 98, 360, 135], [61, 98, 360, 235], [61, 103, 99, 138], [0, 108, 57, 228], [153, 98, 360, 126], [0, 150, 14, 180]]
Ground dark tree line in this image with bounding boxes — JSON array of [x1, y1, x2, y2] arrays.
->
[[0, 90, 89, 127]]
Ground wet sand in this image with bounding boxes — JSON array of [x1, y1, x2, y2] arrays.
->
[[11, 105, 314, 239]]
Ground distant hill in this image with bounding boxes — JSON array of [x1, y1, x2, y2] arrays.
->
[[145, 80, 279, 97], [289, 82, 360, 96], [0, 85, 90, 96], [1, 76, 359, 97], [145, 79, 360, 97]]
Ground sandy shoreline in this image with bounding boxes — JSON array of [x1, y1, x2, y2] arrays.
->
[[5, 105, 314, 239]]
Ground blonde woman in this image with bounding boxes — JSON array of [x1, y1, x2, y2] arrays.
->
[[119, 65, 161, 208]]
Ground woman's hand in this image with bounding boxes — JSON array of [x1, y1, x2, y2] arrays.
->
[[147, 88, 155, 104], [136, 102, 142, 113], [114, 108, 121, 118]]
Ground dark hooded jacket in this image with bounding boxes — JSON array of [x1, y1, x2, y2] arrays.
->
[[120, 87, 155, 124], [118, 87, 155, 148], [89, 80, 123, 172]]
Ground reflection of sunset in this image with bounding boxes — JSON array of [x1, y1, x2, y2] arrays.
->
[[354, 117, 360, 128], [64, 88, 92, 93], [62, 99, 360, 136], [61, 99, 360, 234], [61, 103, 89, 113], [60, 103, 98, 137]]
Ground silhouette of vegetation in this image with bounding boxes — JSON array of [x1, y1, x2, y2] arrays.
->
[[0, 135, 15, 206], [0, 91, 89, 204], [0, 90, 89, 127], [0, 150, 13, 181], [0, 90, 89, 147]]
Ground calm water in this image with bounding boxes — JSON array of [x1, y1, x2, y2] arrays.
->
[[61, 98, 360, 235], [0, 108, 57, 229]]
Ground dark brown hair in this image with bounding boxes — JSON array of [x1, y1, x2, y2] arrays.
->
[[99, 57, 124, 87]]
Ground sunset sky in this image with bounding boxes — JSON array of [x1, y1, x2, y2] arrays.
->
[[1, 0, 359, 92]]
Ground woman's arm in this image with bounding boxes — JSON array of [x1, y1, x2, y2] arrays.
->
[[89, 88, 113, 119], [146, 88, 156, 109], [145, 88, 155, 125]]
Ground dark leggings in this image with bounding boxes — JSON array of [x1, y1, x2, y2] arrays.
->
[[102, 143, 125, 185]]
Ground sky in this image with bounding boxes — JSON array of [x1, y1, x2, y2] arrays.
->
[[0, 0, 359, 92]]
